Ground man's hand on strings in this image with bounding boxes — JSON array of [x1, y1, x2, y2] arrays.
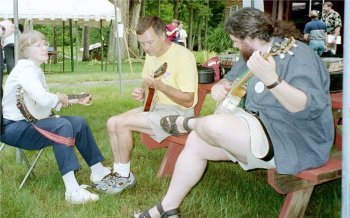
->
[[247, 51, 279, 86]]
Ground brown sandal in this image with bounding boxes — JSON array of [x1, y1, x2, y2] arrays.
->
[[136, 203, 181, 218], [160, 115, 194, 136]]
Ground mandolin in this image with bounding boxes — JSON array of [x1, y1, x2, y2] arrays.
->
[[143, 62, 168, 112]]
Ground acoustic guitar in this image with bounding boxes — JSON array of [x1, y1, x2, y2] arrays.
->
[[143, 62, 168, 112]]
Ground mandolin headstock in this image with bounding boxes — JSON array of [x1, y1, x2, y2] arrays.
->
[[153, 62, 168, 78]]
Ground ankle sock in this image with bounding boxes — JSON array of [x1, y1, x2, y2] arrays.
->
[[114, 161, 130, 177], [90, 162, 110, 179], [62, 171, 80, 192]]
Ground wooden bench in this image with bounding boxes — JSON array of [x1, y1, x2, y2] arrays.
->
[[140, 82, 215, 177], [268, 150, 342, 217], [331, 92, 342, 149]]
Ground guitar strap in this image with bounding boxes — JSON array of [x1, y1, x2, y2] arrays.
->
[[16, 87, 76, 147], [32, 123, 76, 147]]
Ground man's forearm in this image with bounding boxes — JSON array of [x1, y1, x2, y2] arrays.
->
[[157, 81, 194, 108]]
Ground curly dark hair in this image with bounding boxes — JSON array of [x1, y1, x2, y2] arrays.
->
[[225, 8, 302, 41]]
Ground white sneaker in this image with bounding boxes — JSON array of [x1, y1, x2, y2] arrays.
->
[[65, 185, 99, 204], [90, 167, 112, 184]]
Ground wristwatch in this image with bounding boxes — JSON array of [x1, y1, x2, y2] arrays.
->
[[266, 76, 283, 89]]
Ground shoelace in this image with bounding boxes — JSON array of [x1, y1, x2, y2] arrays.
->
[[102, 172, 123, 186]]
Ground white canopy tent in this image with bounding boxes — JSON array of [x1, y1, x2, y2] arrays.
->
[[0, 0, 123, 80], [0, 0, 121, 27]]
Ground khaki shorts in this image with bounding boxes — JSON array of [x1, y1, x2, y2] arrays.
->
[[134, 104, 194, 142], [223, 108, 276, 170]]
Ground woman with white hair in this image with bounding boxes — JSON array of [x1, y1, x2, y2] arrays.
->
[[1, 30, 111, 204]]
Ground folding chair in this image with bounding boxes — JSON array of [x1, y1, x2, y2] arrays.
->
[[0, 143, 44, 189]]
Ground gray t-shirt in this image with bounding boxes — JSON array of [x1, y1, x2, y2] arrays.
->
[[224, 38, 334, 174]]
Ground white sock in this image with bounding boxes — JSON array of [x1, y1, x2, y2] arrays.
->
[[113, 162, 130, 177], [90, 162, 110, 177], [62, 171, 79, 192]]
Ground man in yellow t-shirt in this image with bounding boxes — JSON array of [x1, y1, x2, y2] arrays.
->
[[95, 16, 198, 195]]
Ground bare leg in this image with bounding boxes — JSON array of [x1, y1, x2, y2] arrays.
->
[[107, 110, 154, 164], [175, 114, 250, 162], [136, 115, 251, 217]]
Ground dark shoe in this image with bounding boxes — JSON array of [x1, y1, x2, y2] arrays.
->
[[135, 203, 180, 218], [160, 115, 194, 136]]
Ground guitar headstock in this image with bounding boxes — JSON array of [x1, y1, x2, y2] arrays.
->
[[153, 62, 168, 78], [269, 37, 297, 59]]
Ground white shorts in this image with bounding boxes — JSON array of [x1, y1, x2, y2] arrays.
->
[[223, 108, 276, 170]]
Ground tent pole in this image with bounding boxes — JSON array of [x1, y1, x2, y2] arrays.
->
[[75, 21, 79, 72], [69, 19, 74, 72], [13, 0, 22, 165], [62, 21, 65, 73], [100, 20, 104, 71], [342, 2, 349, 217], [114, 0, 123, 96]]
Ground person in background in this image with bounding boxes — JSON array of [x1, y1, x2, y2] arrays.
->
[[321, 1, 342, 55], [94, 16, 198, 196], [177, 21, 187, 47], [134, 8, 333, 218], [1, 21, 16, 74], [303, 10, 327, 56], [1, 30, 111, 204], [166, 19, 179, 43]]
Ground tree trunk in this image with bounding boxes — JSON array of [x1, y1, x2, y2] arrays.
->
[[188, 6, 194, 50], [158, 0, 161, 17], [204, 16, 208, 50], [197, 20, 201, 51], [129, 0, 141, 57], [82, 26, 90, 61], [173, 0, 179, 19], [139, 0, 146, 56], [107, 0, 130, 62], [53, 26, 57, 63]]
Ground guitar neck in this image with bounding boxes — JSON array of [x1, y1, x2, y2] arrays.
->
[[229, 52, 274, 96], [68, 93, 89, 100]]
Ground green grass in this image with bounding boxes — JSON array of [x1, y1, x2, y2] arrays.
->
[[0, 68, 341, 218]]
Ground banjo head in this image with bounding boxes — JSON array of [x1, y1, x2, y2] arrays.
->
[[16, 85, 52, 121]]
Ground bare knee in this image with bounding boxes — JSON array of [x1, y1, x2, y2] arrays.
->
[[182, 132, 206, 156], [107, 116, 122, 133]]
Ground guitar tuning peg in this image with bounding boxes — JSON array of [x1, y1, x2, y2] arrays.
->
[[288, 50, 294, 56], [279, 53, 285, 59]]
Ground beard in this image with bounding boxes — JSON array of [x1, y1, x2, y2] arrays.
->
[[240, 42, 255, 62]]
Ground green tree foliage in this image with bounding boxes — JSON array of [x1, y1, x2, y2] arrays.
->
[[207, 24, 236, 53]]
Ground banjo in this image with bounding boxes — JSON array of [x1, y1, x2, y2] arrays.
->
[[16, 85, 92, 146], [214, 37, 297, 115], [16, 85, 91, 122]]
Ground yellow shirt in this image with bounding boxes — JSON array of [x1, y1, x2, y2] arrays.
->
[[142, 43, 198, 108]]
